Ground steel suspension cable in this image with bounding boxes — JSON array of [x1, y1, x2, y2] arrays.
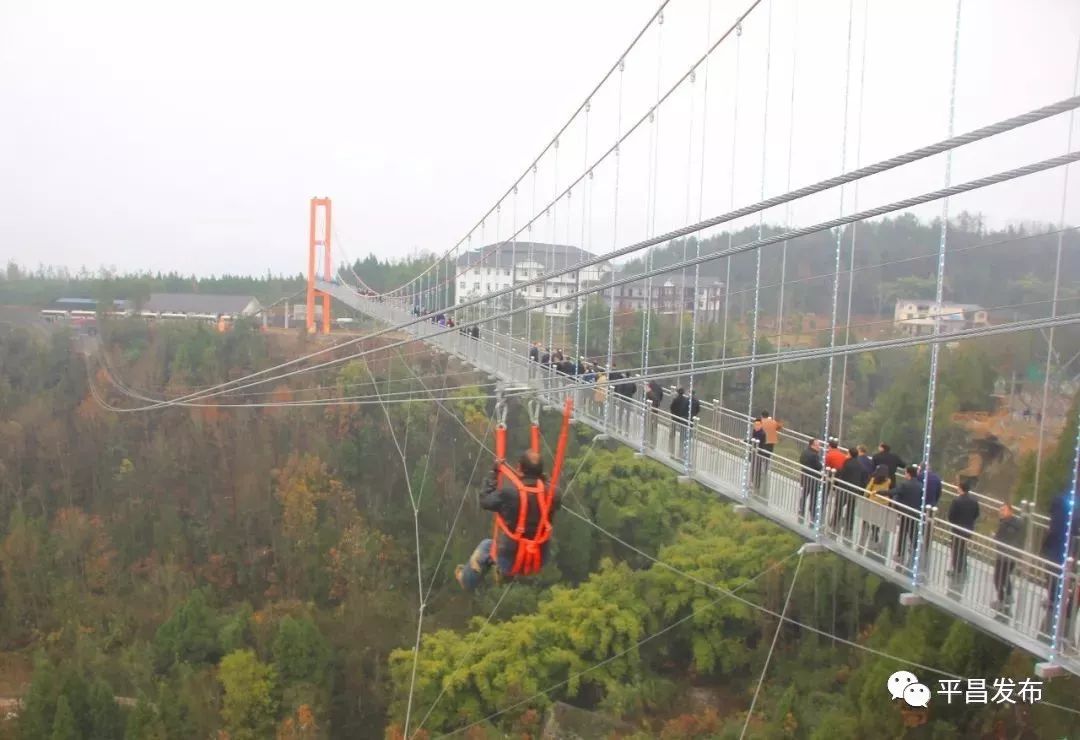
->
[[821, 0, 857, 453], [362, 360, 431, 739], [772, 0, 799, 412], [740, 551, 804, 740], [574, 102, 591, 371], [914, 0, 964, 586], [687, 0, 713, 470], [837, 0, 871, 440], [104, 101, 1080, 412], [605, 59, 626, 432], [640, 10, 665, 453], [400, 0, 671, 294], [440, 547, 802, 738], [719, 23, 743, 410], [107, 148, 1080, 415], [1034, 34, 1080, 508], [743, 0, 774, 497]]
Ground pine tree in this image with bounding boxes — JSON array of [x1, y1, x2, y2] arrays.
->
[[87, 680, 123, 740], [49, 695, 77, 740], [124, 700, 166, 740]]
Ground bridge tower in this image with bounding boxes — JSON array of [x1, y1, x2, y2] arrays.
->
[[306, 197, 332, 334]]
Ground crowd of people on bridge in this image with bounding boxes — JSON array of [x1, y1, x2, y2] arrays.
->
[[777, 428, 1080, 631], [525, 343, 704, 454]]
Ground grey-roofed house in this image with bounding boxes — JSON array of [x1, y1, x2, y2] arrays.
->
[[141, 293, 262, 320]]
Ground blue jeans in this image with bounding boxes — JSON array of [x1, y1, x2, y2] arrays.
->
[[457, 537, 549, 590]]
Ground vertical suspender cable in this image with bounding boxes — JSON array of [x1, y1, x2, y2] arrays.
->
[[510, 186, 519, 339], [677, 64, 697, 382], [816, 0, 856, 535], [837, 0, 870, 440], [743, 0, 774, 498], [575, 104, 590, 370], [549, 143, 560, 353], [606, 59, 626, 432], [641, 11, 664, 452], [915, 0, 963, 585], [479, 219, 486, 327], [527, 166, 538, 343], [772, 0, 800, 411], [718, 24, 743, 410], [495, 203, 502, 334], [821, 0, 856, 447], [687, 0, 713, 471], [1034, 36, 1080, 509]]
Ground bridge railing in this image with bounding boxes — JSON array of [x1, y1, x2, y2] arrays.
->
[[359, 294, 1080, 654], [373, 292, 1051, 541]]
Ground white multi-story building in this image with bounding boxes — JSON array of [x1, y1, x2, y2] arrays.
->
[[893, 298, 989, 336], [455, 242, 612, 317]]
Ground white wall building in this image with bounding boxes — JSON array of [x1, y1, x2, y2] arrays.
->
[[893, 298, 989, 336], [455, 242, 612, 317]]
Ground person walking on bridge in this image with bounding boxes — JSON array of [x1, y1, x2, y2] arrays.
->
[[528, 341, 540, 379], [645, 380, 664, 448], [947, 480, 979, 581], [889, 465, 924, 572], [760, 412, 783, 480], [992, 503, 1024, 616], [798, 438, 823, 525], [873, 443, 905, 487], [669, 388, 691, 459]]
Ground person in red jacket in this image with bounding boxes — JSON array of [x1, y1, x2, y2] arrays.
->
[[824, 438, 847, 472]]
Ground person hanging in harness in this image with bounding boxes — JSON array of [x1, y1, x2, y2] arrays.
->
[[456, 397, 573, 591]]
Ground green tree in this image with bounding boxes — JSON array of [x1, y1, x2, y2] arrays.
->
[[124, 700, 166, 740], [87, 680, 123, 740], [50, 695, 77, 740], [20, 658, 59, 740], [218, 649, 279, 740], [272, 616, 331, 685], [153, 589, 220, 673]]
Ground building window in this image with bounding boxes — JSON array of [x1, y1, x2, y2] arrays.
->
[[505, 269, 511, 276], [552, 287, 559, 296], [473, 282, 480, 291], [459, 281, 466, 290], [534, 286, 542, 294]]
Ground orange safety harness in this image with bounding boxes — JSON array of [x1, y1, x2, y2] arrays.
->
[[490, 396, 574, 577]]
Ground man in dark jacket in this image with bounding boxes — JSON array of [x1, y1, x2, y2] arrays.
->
[[613, 373, 636, 433], [918, 465, 943, 508], [947, 480, 980, 579], [873, 443, 905, 487], [645, 381, 664, 448], [1039, 489, 1080, 629], [528, 341, 540, 378], [456, 450, 558, 591], [856, 445, 875, 477], [750, 418, 767, 491], [836, 446, 870, 539], [798, 438, 823, 524], [669, 388, 691, 458], [889, 465, 924, 568], [993, 503, 1024, 613]]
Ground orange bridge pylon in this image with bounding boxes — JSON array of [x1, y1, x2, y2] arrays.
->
[[306, 197, 332, 334]]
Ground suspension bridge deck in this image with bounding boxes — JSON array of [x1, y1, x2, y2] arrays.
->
[[322, 280, 1080, 678]]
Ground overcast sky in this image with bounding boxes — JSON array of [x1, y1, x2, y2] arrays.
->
[[1, 0, 1079, 278]]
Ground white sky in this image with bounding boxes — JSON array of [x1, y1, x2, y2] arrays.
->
[[1, 0, 1078, 278]]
